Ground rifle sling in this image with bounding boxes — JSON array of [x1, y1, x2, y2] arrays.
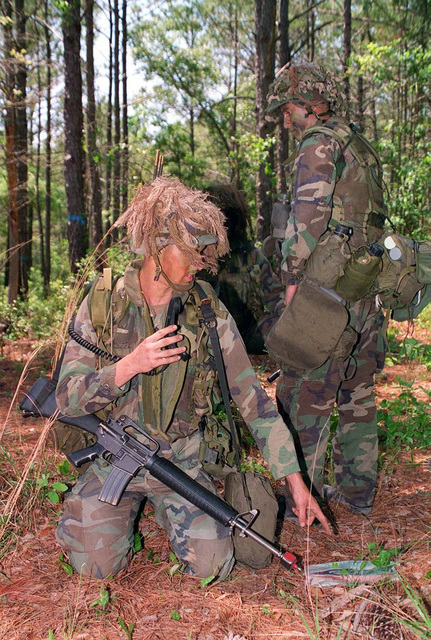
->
[[194, 283, 252, 508]]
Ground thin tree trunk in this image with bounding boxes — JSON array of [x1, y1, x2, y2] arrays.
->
[[121, 0, 128, 213], [35, 42, 46, 293], [62, 0, 87, 272], [15, 0, 30, 295], [229, 5, 239, 184], [343, 0, 351, 118], [104, 0, 113, 238], [277, 0, 290, 193], [44, 0, 51, 291], [255, 0, 276, 241], [3, 0, 19, 302], [112, 0, 120, 239], [85, 0, 103, 249]]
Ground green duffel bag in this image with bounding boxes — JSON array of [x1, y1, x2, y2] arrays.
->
[[224, 471, 278, 569], [264, 276, 352, 370]]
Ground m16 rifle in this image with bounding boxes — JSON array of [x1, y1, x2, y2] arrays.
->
[[20, 378, 299, 572]]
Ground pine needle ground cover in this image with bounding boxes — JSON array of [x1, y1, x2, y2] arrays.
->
[[0, 324, 430, 640]]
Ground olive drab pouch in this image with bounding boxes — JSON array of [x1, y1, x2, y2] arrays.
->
[[415, 241, 431, 285], [264, 277, 351, 370], [375, 233, 424, 310], [224, 471, 278, 569], [304, 228, 352, 289]]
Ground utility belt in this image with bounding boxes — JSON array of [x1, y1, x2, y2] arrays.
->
[[265, 223, 431, 373]]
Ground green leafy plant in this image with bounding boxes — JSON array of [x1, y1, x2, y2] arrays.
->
[[90, 584, 110, 613], [118, 615, 135, 640], [378, 378, 431, 456], [171, 609, 181, 621], [58, 553, 73, 575], [366, 542, 402, 569]]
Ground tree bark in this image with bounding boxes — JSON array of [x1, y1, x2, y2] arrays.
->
[[254, 0, 276, 241], [2, 0, 19, 302], [121, 0, 128, 214], [44, 0, 51, 291], [62, 0, 87, 272], [112, 0, 120, 238], [277, 0, 290, 193], [104, 0, 113, 238], [85, 0, 103, 249], [343, 0, 351, 118], [15, 0, 30, 295]]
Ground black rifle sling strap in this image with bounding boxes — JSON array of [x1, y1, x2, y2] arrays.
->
[[194, 283, 252, 508]]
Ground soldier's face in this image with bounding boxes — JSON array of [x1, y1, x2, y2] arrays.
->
[[159, 244, 197, 287], [281, 103, 310, 140]]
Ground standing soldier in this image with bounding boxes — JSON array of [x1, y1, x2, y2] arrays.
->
[[55, 177, 330, 580], [265, 61, 388, 516]]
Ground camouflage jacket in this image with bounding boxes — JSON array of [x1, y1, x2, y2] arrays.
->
[[56, 261, 300, 480], [281, 116, 386, 285]]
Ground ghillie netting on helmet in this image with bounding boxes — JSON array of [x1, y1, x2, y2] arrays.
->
[[115, 177, 230, 275], [266, 60, 346, 119]]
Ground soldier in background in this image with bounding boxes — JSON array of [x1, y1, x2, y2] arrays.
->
[[265, 61, 387, 516], [203, 183, 284, 353]]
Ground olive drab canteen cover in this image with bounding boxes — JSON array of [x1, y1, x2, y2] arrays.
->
[[264, 277, 351, 370], [375, 233, 431, 310], [224, 471, 278, 569]]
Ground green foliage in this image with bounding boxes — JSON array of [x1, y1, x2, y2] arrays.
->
[[170, 609, 181, 621], [366, 541, 401, 569], [118, 615, 135, 640], [90, 584, 110, 612], [377, 378, 431, 454], [36, 460, 74, 505], [385, 329, 431, 369], [58, 552, 73, 575]]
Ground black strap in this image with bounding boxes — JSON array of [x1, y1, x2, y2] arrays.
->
[[194, 283, 252, 508]]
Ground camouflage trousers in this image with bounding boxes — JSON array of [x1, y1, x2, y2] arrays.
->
[[276, 299, 385, 511], [56, 432, 234, 579]]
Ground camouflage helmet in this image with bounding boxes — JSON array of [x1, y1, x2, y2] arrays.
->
[[266, 61, 343, 119], [114, 176, 229, 275]]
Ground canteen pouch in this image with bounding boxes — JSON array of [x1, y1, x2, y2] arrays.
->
[[304, 229, 351, 289], [415, 241, 431, 285], [265, 277, 350, 370], [224, 471, 278, 569]]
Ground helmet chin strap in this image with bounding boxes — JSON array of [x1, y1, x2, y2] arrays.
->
[[153, 252, 195, 293]]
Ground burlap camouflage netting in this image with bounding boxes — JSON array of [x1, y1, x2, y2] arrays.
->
[[115, 177, 230, 274]]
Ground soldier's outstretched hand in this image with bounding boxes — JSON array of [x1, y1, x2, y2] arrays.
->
[[286, 472, 333, 534]]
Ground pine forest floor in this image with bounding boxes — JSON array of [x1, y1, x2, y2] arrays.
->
[[0, 322, 430, 640]]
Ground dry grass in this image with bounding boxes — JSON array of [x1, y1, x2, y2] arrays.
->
[[0, 340, 430, 640]]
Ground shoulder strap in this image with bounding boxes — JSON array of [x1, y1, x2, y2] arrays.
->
[[194, 282, 252, 507]]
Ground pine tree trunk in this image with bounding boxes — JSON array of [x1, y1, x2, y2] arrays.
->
[[112, 0, 120, 239], [104, 0, 113, 238], [15, 0, 30, 295], [3, 0, 19, 302], [62, 0, 87, 272], [277, 0, 290, 193], [255, 0, 276, 242], [85, 0, 103, 249], [121, 0, 128, 214], [44, 0, 51, 291], [343, 0, 351, 118]]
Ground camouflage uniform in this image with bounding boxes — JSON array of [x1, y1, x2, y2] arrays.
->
[[56, 261, 300, 578], [203, 242, 284, 353], [277, 114, 386, 513]]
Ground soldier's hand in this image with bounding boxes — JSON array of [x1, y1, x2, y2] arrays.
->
[[286, 472, 333, 534], [115, 325, 186, 386]]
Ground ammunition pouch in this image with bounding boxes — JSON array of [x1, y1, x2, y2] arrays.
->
[[265, 277, 357, 371], [198, 417, 236, 479]]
